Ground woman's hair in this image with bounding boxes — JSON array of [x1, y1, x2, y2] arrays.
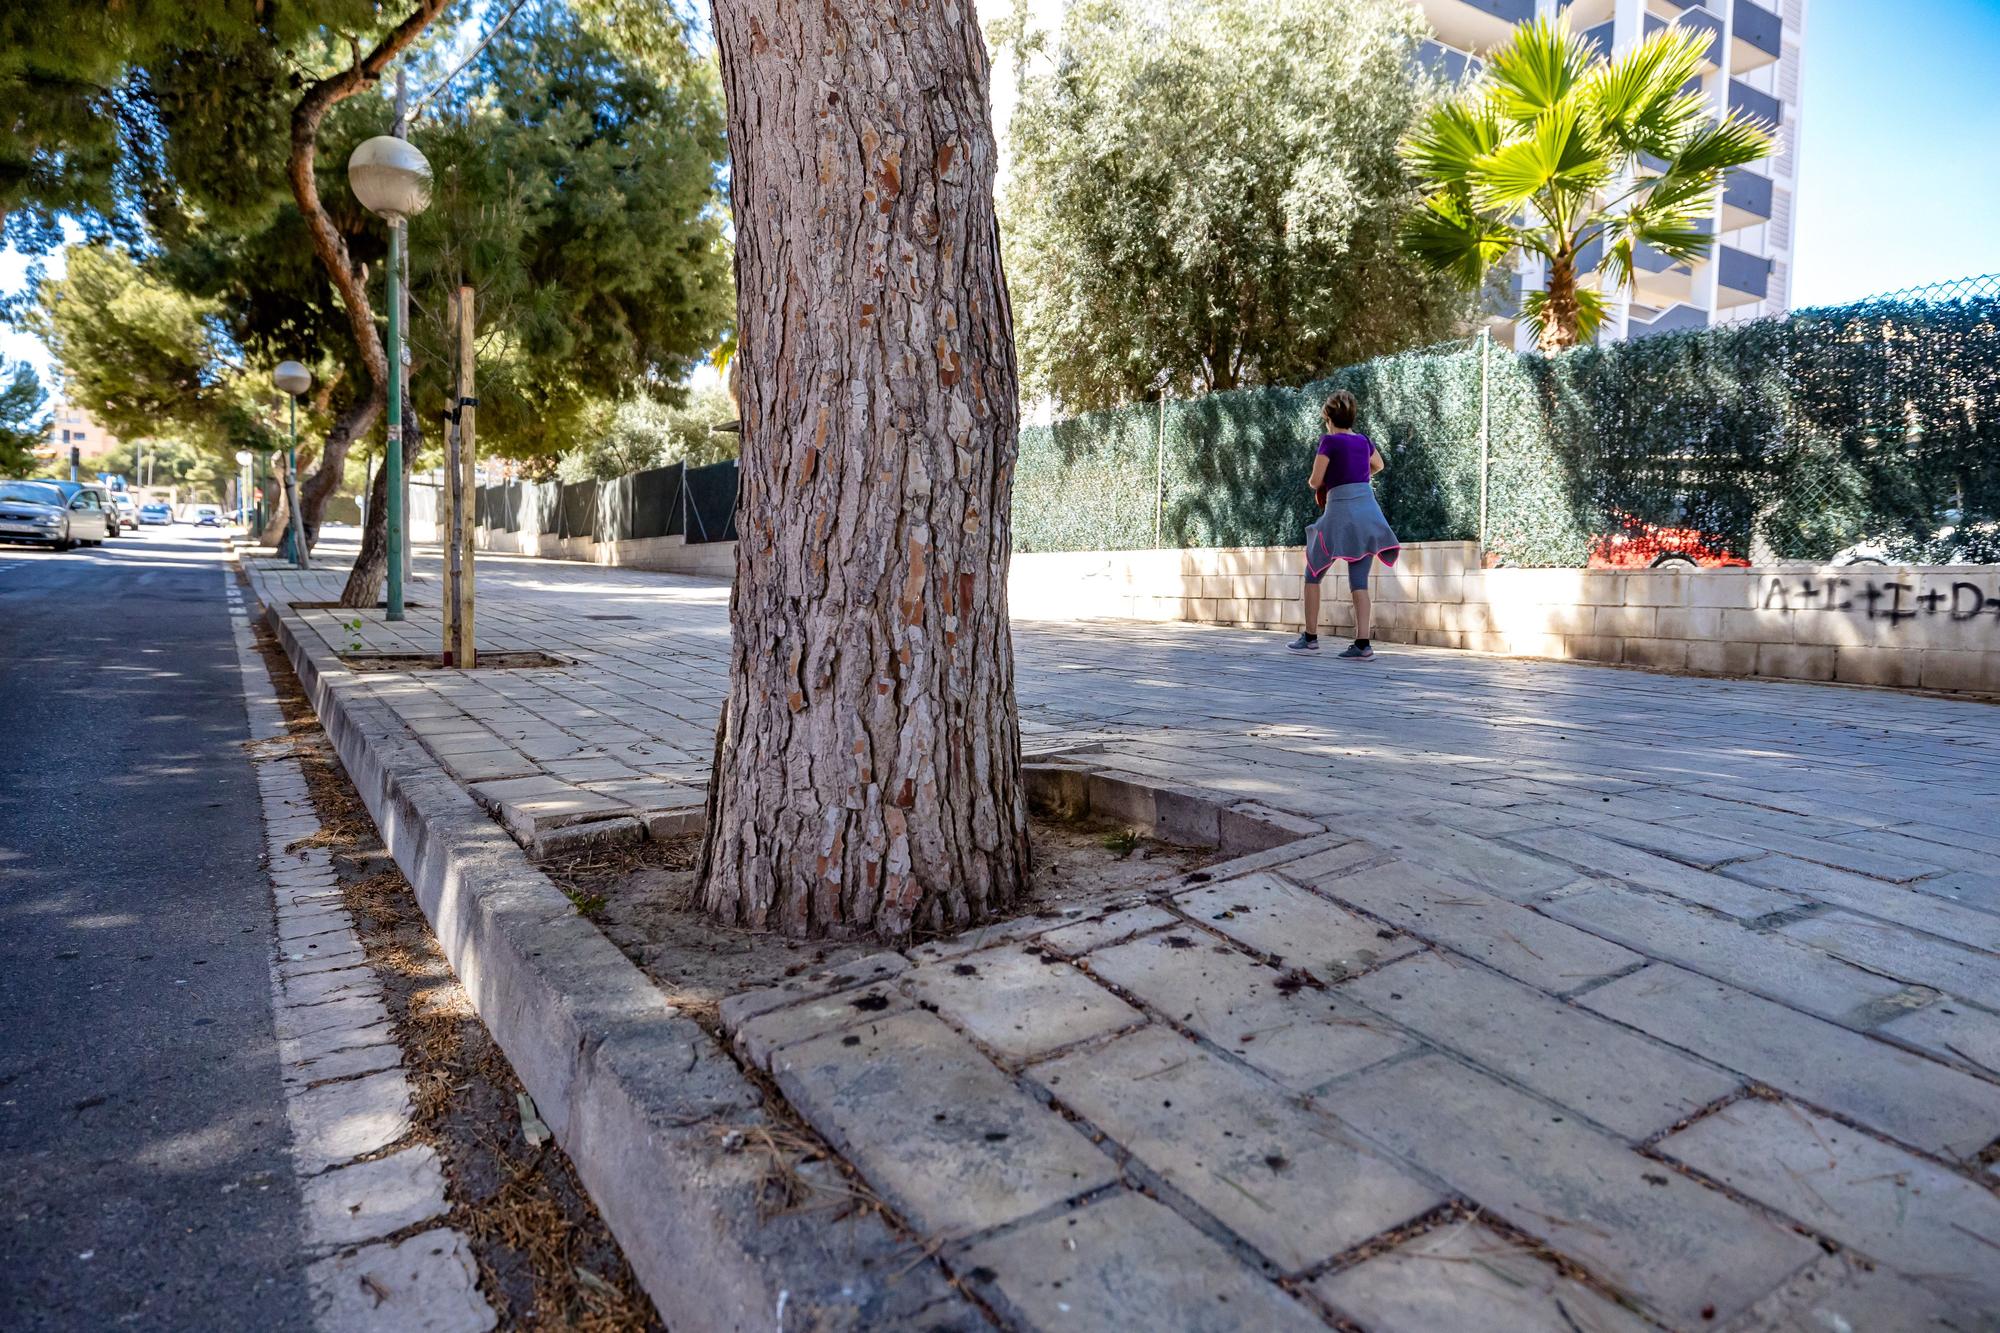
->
[[1322, 390, 1358, 430]]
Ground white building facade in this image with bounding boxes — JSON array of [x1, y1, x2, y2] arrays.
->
[[1413, 0, 1806, 345]]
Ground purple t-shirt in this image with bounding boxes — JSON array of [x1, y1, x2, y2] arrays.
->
[[1315, 432, 1375, 488]]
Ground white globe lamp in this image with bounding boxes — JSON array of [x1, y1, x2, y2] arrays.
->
[[345, 136, 433, 221]]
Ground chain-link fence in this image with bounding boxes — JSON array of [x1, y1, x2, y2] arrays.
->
[[1014, 273, 2000, 566], [474, 458, 740, 545]]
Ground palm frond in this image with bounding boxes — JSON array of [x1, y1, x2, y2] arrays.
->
[[1486, 17, 1594, 124], [1668, 112, 1774, 177], [1520, 282, 1609, 349], [1468, 100, 1612, 216], [1400, 99, 1506, 186], [1586, 25, 1711, 159], [1399, 192, 1516, 287]]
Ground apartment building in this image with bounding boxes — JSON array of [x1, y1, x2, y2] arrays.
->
[[1415, 0, 1806, 345]]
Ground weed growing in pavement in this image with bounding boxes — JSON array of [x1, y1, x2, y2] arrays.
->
[[341, 617, 366, 654], [563, 887, 609, 919], [1099, 828, 1140, 857]]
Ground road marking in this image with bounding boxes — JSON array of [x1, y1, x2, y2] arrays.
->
[[223, 569, 496, 1333]]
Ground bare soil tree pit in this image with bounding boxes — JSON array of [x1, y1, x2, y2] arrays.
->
[[248, 609, 663, 1332], [542, 816, 1216, 1027]]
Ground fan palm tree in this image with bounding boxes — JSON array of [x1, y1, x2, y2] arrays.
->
[[1400, 17, 1773, 352]]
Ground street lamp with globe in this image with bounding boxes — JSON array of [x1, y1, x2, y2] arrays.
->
[[274, 360, 313, 569], [234, 449, 254, 526], [346, 133, 432, 621]]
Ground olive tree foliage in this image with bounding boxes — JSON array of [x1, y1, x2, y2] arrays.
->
[[996, 0, 1473, 413], [555, 383, 737, 482]]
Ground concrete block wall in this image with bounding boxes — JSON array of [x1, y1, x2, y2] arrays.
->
[[474, 520, 738, 578], [1009, 545, 2000, 696], [473, 513, 2000, 696]]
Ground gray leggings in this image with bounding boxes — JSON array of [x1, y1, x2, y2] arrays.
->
[[1346, 554, 1373, 592]]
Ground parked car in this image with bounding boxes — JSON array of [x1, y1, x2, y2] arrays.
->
[[111, 492, 139, 530], [138, 502, 174, 526], [1587, 512, 1750, 570], [38, 480, 123, 537], [193, 505, 223, 527], [0, 480, 109, 549]]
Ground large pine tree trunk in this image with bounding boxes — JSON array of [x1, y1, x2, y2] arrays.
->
[[341, 455, 394, 609], [700, 0, 1030, 941]]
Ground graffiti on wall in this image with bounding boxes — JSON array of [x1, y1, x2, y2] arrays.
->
[[1760, 577, 2000, 624]]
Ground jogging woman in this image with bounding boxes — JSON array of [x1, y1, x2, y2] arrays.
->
[[1289, 390, 1400, 659]]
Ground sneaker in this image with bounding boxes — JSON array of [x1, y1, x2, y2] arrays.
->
[[1286, 633, 1320, 653], [1336, 641, 1375, 660]]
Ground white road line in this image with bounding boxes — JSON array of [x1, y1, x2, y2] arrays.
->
[[223, 569, 496, 1333]]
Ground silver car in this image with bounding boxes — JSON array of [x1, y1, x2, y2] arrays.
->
[[0, 480, 111, 550]]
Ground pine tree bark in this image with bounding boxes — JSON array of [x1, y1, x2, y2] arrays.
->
[[342, 446, 396, 609], [699, 0, 1031, 941]]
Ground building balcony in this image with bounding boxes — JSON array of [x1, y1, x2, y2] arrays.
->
[[1721, 168, 1773, 230], [1415, 0, 1537, 54], [1731, 0, 1782, 71], [1559, 0, 1616, 27], [1628, 237, 1706, 306], [1676, 7, 1725, 69], [1716, 244, 1772, 306], [1417, 39, 1481, 83], [1728, 78, 1782, 126], [1631, 303, 1711, 337]]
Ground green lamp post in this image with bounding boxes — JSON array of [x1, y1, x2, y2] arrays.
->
[[346, 134, 432, 620], [274, 360, 312, 568]]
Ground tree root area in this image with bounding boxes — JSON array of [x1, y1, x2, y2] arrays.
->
[[544, 815, 1213, 1032]]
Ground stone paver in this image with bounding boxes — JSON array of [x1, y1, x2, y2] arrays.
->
[[285, 1069, 415, 1174], [1659, 1099, 2000, 1307], [767, 1009, 1117, 1239], [1779, 910, 2000, 1008], [1034, 904, 1177, 957], [1034, 1026, 1440, 1273], [306, 1227, 496, 1333], [1877, 1000, 2000, 1078], [958, 1191, 1325, 1332], [1174, 872, 1420, 980], [1342, 952, 1740, 1139], [1542, 884, 1923, 1024], [1721, 1254, 2000, 1333], [903, 945, 1144, 1061], [301, 1145, 450, 1249], [1312, 857, 1641, 993], [1727, 856, 2000, 951], [1312, 1220, 1653, 1333], [1087, 929, 1412, 1092], [1505, 824, 1803, 919], [1581, 965, 2000, 1157], [1327, 1053, 1820, 1326]]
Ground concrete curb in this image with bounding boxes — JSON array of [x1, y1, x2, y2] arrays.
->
[[235, 555, 982, 1332]]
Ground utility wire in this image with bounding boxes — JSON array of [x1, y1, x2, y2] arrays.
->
[[405, 0, 534, 126]]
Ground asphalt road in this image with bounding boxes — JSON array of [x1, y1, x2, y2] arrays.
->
[[0, 527, 314, 1330]]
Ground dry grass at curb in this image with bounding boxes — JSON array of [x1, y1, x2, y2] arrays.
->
[[248, 611, 663, 1332]]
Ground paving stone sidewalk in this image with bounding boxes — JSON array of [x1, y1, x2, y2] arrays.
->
[[249, 541, 2000, 1331]]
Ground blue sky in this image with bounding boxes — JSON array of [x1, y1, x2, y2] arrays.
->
[[1790, 0, 2000, 304]]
